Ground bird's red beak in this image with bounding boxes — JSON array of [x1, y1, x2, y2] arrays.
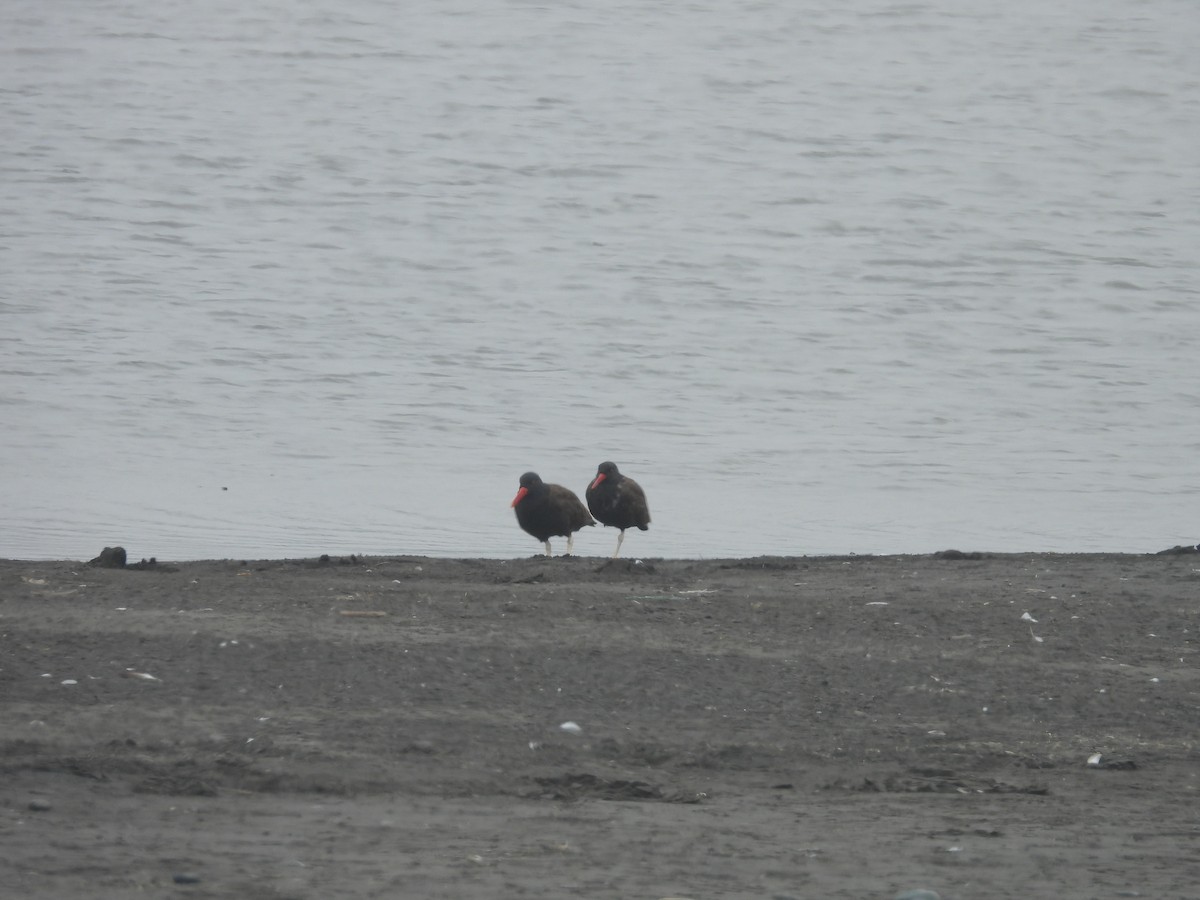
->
[[589, 473, 607, 491], [511, 486, 528, 507]]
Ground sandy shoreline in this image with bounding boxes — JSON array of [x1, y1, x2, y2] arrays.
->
[[2, 551, 1198, 899]]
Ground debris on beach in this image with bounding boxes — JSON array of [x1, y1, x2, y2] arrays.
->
[[1155, 543, 1199, 554], [85, 546, 170, 570], [936, 549, 983, 560], [1088, 753, 1138, 770], [89, 546, 126, 568]]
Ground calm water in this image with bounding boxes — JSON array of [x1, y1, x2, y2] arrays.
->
[[4, 0, 1199, 561]]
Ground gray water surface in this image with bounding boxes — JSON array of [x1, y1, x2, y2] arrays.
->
[[4, 0, 1199, 560]]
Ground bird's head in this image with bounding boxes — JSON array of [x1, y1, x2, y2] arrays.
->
[[511, 471, 542, 507], [589, 461, 618, 491]]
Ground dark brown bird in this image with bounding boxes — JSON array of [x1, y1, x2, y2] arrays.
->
[[511, 471, 594, 556], [585, 461, 650, 558]]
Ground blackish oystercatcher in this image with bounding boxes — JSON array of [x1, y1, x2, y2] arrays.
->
[[511, 471, 595, 556], [585, 461, 650, 558]]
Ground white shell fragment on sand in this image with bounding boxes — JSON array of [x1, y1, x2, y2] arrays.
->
[[1021, 612, 1038, 622], [559, 721, 582, 734], [1088, 753, 1104, 766]]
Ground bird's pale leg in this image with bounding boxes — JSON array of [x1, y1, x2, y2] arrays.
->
[[565, 533, 575, 556], [543, 540, 552, 557], [612, 529, 625, 559]]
